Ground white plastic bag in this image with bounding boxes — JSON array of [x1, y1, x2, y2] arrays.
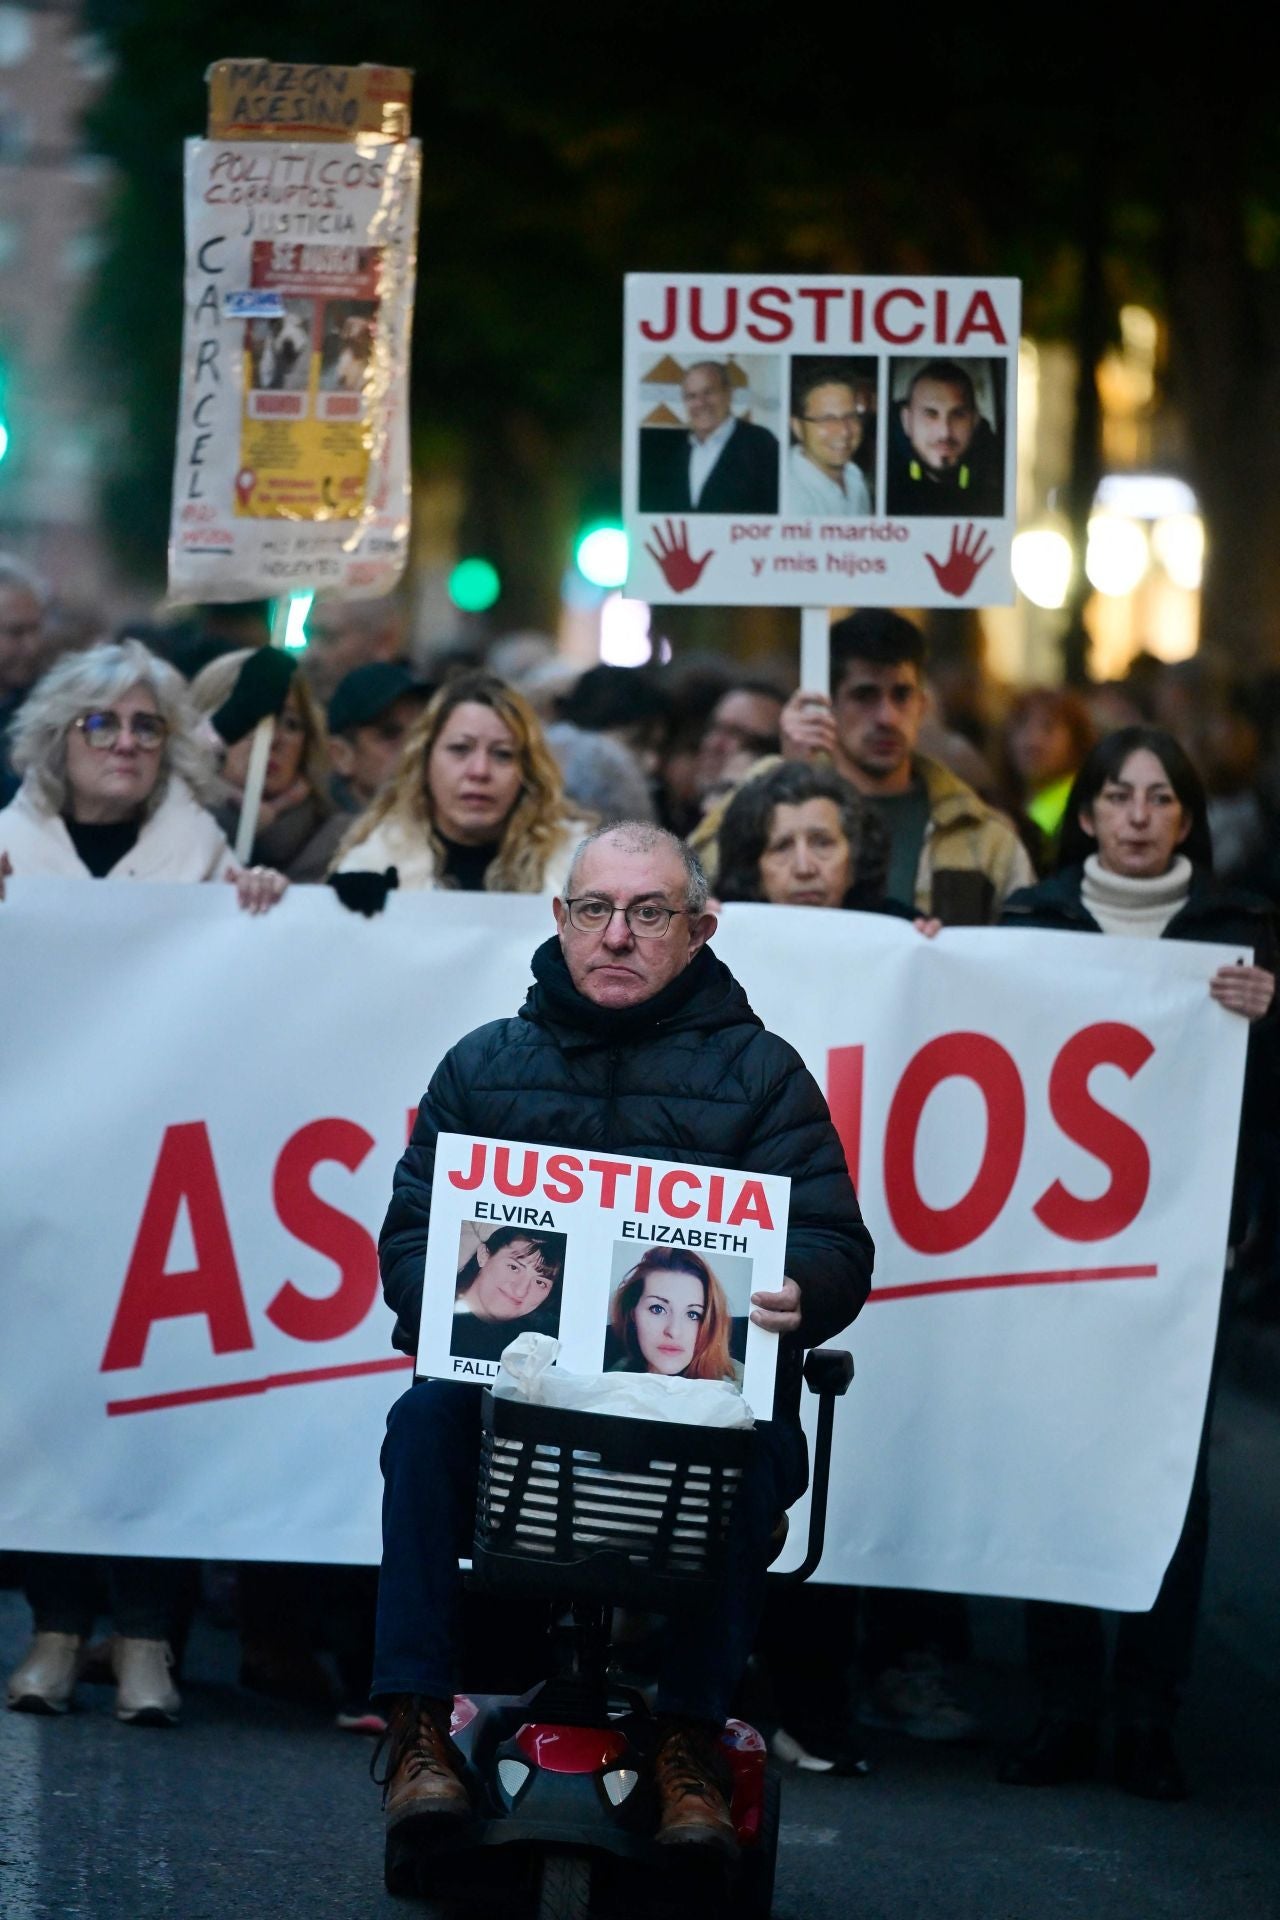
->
[[493, 1332, 754, 1429]]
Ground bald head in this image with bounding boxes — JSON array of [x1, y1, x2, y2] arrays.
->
[[682, 363, 734, 442], [565, 822, 708, 912]]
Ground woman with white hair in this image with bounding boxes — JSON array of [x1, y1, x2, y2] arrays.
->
[[0, 638, 284, 908], [0, 638, 284, 1729]]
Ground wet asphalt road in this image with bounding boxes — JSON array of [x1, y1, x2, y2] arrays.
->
[[1, 1375, 1278, 1920]]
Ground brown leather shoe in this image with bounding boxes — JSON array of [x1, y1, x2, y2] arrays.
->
[[374, 1695, 471, 1833], [652, 1717, 739, 1856]]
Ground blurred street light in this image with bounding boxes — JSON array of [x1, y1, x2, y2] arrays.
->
[[599, 593, 651, 666], [449, 557, 502, 613], [1012, 529, 1073, 610], [282, 589, 313, 650], [1151, 514, 1205, 592], [1085, 514, 1149, 596], [575, 523, 628, 590]]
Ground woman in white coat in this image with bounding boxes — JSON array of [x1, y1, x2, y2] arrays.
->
[[330, 669, 588, 904], [1, 638, 283, 1731], [0, 637, 284, 908]]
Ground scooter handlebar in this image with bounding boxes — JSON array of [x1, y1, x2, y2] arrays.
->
[[803, 1347, 853, 1398], [773, 1346, 854, 1585]]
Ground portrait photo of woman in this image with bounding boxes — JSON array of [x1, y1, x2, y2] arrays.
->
[[449, 1223, 567, 1363], [603, 1247, 747, 1387]]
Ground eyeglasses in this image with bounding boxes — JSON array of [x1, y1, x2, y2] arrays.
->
[[73, 709, 168, 751], [801, 411, 862, 428], [564, 897, 687, 938]]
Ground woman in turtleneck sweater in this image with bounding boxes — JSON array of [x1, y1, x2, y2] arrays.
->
[[330, 670, 588, 899], [997, 726, 1276, 1803]]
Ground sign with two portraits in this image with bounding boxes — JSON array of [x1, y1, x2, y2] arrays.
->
[[415, 1132, 786, 1420]]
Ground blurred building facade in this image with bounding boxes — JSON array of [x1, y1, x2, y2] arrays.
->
[[0, 2, 132, 619]]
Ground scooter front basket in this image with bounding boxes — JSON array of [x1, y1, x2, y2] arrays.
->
[[473, 1394, 753, 1609]]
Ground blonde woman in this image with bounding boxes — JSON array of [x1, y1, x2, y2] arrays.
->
[[189, 647, 346, 882], [330, 670, 589, 899]]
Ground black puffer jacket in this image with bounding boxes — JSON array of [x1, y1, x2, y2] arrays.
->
[[380, 937, 873, 1397]]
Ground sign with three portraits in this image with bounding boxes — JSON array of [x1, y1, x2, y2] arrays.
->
[[622, 272, 1020, 608], [415, 1132, 786, 1418]]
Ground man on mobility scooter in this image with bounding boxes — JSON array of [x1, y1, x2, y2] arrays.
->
[[372, 822, 874, 1874]]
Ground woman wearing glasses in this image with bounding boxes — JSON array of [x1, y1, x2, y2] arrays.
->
[[1, 639, 286, 1730], [0, 638, 283, 909], [330, 670, 587, 901]]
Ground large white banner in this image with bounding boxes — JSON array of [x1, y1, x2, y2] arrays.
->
[[623, 273, 1020, 607], [0, 882, 1248, 1607]]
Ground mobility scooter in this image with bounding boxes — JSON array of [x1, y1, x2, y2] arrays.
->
[[385, 1346, 854, 1917]]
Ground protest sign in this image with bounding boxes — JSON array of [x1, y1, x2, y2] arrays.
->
[[623, 273, 1020, 608], [416, 1133, 785, 1415], [168, 62, 420, 602], [0, 883, 1248, 1607]]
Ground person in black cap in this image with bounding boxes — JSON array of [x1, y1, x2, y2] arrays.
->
[[327, 664, 432, 814]]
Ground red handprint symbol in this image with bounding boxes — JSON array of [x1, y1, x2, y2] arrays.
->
[[645, 519, 713, 594], [925, 523, 993, 598]]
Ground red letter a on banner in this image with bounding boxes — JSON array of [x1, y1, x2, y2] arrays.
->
[[100, 1123, 253, 1371]]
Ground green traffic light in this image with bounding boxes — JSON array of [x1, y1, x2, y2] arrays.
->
[[575, 524, 629, 590], [449, 557, 501, 613], [0, 422, 8, 463]]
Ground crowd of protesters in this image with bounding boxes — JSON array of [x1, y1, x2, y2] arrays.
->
[[2, 547, 1278, 1808]]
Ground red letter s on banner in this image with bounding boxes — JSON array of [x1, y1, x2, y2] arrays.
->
[[266, 1119, 379, 1342], [1033, 1023, 1153, 1241]]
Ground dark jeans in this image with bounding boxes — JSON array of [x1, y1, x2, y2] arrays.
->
[[24, 1552, 189, 1641], [373, 1379, 808, 1726]]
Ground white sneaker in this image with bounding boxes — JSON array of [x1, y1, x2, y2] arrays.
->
[[856, 1658, 977, 1742], [6, 1632, 85, 1714], [772, 1722, 870, 1776], [112, 1637, 181, 1727]]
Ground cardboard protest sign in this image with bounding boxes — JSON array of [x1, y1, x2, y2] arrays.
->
[[414, 1133, 787, 1418], [623, 273, 1020, 608], [168, 62, 420, 602], [205, 60, 412, 142]]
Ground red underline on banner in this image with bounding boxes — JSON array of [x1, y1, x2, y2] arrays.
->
[[869, 1263, 1158, 1304], [105, 1355, 415, 1418]]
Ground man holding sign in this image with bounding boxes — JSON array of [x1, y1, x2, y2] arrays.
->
[[370, 822, 872, 1860]]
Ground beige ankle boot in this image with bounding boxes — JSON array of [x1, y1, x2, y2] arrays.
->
[[6, 1631, 85, 1714], [112, 1637, 181, 1727]]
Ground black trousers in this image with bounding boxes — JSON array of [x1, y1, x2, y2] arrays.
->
[[1024, 1278, 1227, 1732], [1024, 1405, 1211, 1730], [24, 1552, 190, 1642]]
